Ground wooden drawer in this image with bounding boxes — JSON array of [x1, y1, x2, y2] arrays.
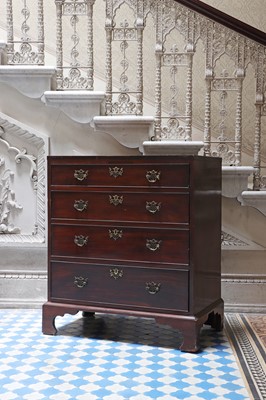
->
[[50, 191, 189, 225], [50, 162, 189, 188], [50, 261, 189, 312], [50, 224, 189, 265]]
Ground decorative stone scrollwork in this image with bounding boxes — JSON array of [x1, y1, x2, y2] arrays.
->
[[105, 0, 146, 115], [0, 166, 22, 234], [56, 0, 95, 90], [0, 114, 47, 243], [161, 118, 186, 140], [111, 93, 137, 115], [221, 232, 249, 247], [0, 126, 37, 187], [6, 0, 44, 65], [63, 2, 88, 15]]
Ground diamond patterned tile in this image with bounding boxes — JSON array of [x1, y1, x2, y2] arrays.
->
[[0, 309, 250, 400]]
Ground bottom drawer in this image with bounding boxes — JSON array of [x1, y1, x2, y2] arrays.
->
[[50, 261, 189, 313]]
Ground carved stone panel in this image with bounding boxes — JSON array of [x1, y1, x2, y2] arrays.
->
[[0, 112, 48, 243]]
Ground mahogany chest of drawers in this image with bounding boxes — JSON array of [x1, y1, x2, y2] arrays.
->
[[42, 155, 223, 352]]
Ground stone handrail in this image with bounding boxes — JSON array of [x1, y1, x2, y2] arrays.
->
[[175, 0, 266, 45]]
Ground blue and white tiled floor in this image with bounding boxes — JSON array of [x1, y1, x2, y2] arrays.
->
[[0, 309, 250, 400]]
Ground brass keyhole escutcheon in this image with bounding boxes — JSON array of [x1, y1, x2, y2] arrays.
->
[[110, 268, 123, 280], [109, 195, 123, 206], [109, 167, 123, 178], [109, 229, 123, 240]]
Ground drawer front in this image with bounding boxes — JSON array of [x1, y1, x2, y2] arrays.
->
[[50, 191, 189, 224], [51, 224, 189, 264], [50, 163, 189, 188], [50, 261, 189, 312]]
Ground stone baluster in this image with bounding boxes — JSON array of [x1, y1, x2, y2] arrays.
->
[[253, 45, 265, 189], [153, 0, 163, 140], [87, 0, 95, 90], [55, 0, 64, 89], [105, 0, 113, 115], [185, 46, 194, 141], [6, 0, 14, 64], [37, 0, 45, 65], [235, 70, 244, 166], [136, 17, 144, 115], [203, 77, 212, 157], [253, 102, 262, 190]]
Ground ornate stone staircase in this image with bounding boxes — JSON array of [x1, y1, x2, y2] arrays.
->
[[0, 0, 265, 311]]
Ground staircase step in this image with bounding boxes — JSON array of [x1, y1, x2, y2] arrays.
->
[[0, 66, 56, 98], [42, 90, 105, 123], [239, 190, 266, 216], [92, 115, 154, 151], [222, 166, 254, 198], [143, 140, 204, 155]]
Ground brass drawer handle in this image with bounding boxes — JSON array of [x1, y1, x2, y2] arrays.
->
[[74, 200, 88, 212], [110, 268, 123, 280], [109, 166, 123, 178], [146, 239, 162, 251], [146, 281, 161, 295], [109, 195, 123, 206], [74, 169, 88, 181], [74, 235, 89, 247], [146, 201, 161, 214], [146, 170, 161, 183], [109, 229, 123, 240], [74, 276, 88, 288]]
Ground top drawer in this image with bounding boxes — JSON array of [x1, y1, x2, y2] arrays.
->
[[50, 162, 190, 188]]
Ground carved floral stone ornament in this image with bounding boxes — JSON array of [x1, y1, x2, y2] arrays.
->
[[0, 125, 38, 187], [0, 165, 22, 234], [0, 123, 41, 235], [0, 115, 47, 243]]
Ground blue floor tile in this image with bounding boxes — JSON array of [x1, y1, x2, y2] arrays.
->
[[0, 309, 250, 400]]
